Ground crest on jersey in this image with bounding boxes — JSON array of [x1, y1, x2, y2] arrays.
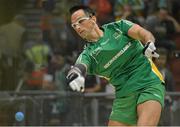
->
[[113, 29, 122, 39]]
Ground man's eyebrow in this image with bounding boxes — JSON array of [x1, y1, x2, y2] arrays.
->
[[76, 14, 89, 21], [76, 16, 85, 21]]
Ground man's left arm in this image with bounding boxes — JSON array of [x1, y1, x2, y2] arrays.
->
[[127, 24, 159, 58]]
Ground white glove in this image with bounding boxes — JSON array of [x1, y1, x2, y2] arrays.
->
[[66, 67, 85, 92], [143, 41, 159, 58]]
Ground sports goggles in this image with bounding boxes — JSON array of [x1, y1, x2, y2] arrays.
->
[[71, 17, 90, 28]]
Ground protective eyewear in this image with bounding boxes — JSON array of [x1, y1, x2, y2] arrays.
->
[[71, 17, 90, 28]]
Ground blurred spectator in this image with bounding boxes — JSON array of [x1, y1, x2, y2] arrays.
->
[[25, 30, 51, 69], [0, 14, 27, 90], [42, 0, 55, 12], [54, 0, 81, 16], [158, 0, 168, 8], [87, 0, 114, 25], [23, 30, 51, 90], [51, 1, 85, 54], [83, 75, 101, 125], [154, 48, 175, 91], [0, 14, 26, 57], [42, 52, 68, 91], [85, 75, 101, 93], [171, 0, 180, 22], [118, 4, 143, 25], [145, 7, 180, 51], [49, 14, 67, 53], [114, 0, 144, 18], [114, 0, 144, 10], [42, 53, 70, 125], [35, 0, 55, 12], [154, 47, 175, 125], [40, 12, 53, 45], [0, 0, 27, 26], [143, 0, 158, 18], [143, 0, 176, 18]]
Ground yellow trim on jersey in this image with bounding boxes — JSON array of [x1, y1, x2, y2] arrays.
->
[[97, 75, 110, 81], [149, 59, 164, 82]]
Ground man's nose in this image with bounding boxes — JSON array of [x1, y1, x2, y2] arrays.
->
[[74, 24, 81, 29], [74, 26, 82, 32]]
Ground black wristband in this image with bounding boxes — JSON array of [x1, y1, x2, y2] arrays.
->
[[143, 42, 151, 55], [67, 73, 78, 83], [74, 64, 86, 76], [66, 64, 86, 83]]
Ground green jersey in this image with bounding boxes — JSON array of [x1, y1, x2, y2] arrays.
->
[[76, 19, 164, 97]]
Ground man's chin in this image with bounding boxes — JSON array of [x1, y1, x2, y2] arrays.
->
[[80, 33, 88, 39]]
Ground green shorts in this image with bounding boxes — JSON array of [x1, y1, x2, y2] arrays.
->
[[109, 83, 165, 125]]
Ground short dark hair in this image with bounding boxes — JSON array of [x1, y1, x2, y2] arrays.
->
[[69, 5, 95, 17], [159, 7, 168, 12]]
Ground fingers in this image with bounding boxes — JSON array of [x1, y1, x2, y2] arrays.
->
[[144, 42, 159, 58], [146, 48, 159, 58], [67, 65, 86, 93], [80, 86, 85, 92], [152, 51, 159, 58], [69, 81, 77, 91], [149, 42, 156, 51], [69, 80, 84, 92], [148, 47, 159, 58], [69, 81, 80, 91]]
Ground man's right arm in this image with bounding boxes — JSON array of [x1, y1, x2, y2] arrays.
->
[[128, 24, 159, 58], [66, 64, 87, 92]]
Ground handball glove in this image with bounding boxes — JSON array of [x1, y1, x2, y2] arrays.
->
[[143, 41, 159, 58], [66, 66, 85, 92]]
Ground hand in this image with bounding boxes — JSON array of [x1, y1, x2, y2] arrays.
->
[[66, 66, 85, 92], [166, 15, 175, 21], [143, 41, 159, 58]]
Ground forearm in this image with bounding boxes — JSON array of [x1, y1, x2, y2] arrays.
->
[[85, 84, 101, 93], [128, 24, 155, 44], [128, 24, 159, 58], [138, 28, 155, 44], [172, 19, 180, 32]]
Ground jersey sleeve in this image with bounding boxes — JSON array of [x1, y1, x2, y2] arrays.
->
[[75, 52, 94, 75], [115, 19, 134, 34]]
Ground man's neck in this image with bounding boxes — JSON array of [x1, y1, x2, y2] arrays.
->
[[88, 27, 104, 42]]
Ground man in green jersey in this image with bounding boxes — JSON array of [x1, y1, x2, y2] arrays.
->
[[66, 5, 165, 126]]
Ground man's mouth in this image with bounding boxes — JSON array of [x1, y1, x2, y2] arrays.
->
[[79, 31, 84, 34]]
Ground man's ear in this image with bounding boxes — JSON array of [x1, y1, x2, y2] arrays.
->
[[91, 16, 97, 23]]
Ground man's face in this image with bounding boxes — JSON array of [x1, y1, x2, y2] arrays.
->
[[158, 9, 168, 20], [32, 32, 43, 42], [51, 55, 64, 69], [71, 9, 94, 39]]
